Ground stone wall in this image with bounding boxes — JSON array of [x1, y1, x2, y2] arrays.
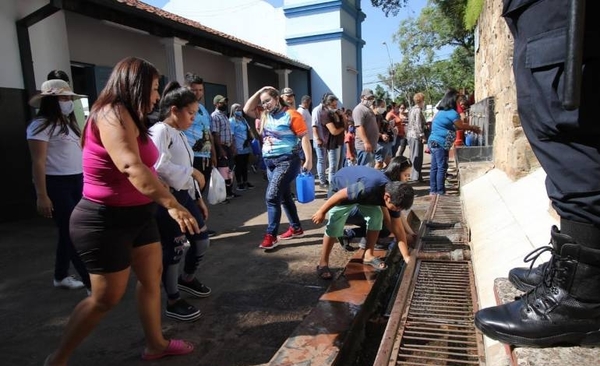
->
[[474, 0, 539, 179]]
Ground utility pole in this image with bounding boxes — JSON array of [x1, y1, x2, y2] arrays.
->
[[382, 41, 395, 102]]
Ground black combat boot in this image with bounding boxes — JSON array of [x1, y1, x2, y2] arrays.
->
[[475, 242, 600, 347], [508, 226, 571, 291]]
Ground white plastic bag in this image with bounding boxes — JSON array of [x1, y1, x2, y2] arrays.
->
[[207, 167, 227, 205]]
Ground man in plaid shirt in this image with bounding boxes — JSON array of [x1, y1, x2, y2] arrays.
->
[[211, 95, 237, 199]]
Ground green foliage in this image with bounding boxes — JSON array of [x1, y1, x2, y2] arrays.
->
[[374, 0, 475, 105], [370, 0, 409, 17], [374, 85, 388, 100], [464, 0, 484, 30]]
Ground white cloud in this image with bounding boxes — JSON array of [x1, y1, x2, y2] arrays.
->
[[163, 0, 286, 54]]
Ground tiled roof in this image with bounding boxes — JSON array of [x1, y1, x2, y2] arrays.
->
[[115, 0, 309, 69]]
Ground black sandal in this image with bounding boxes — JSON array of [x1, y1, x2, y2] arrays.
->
[[316, 265, 333, 280]]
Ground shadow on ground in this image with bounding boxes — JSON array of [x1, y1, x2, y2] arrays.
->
[[0, 156, 437, 366]]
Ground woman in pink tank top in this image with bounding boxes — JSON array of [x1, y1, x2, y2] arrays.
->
[[45, 57, 198, 365]]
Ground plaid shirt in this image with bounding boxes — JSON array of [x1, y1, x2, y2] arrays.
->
[[210, 109, 233, 146]]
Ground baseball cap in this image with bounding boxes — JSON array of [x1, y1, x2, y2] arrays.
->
[[360, 88, 375, 98], [280, 87, 295, 96], [213, 95, 228, 104]]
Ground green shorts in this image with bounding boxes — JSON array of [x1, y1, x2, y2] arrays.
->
[[324, 204, 383, 237]]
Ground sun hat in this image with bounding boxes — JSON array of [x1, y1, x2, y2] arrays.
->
[[29, 79, 86, 108]]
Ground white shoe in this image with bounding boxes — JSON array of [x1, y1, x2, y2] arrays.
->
[[53, 276, 85, 290]]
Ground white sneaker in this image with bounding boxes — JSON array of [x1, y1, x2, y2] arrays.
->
[[53, 276, 85, 290]]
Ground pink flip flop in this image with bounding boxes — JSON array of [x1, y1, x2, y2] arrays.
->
[[141, 339, 194, 361]]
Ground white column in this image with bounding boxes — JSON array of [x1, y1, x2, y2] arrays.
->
[[275, 69, 292, 89], [230, 57, 252, 102], [159, 37, 187, 84]]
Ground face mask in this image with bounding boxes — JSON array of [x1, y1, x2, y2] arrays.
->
[[377, 107, 386, 114], [59, 100, 74, 116], [268, 103, 282, 115], [362, 99, 374, 108], [234, 111, 243, 117], [348, 126, 355, 133], [218, 104, 228, 112]]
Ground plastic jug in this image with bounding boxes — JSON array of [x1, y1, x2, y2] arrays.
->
[[465, 132, 474, 146], [296, 171, 315, 204]]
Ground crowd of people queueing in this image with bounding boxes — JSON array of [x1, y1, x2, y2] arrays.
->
[[28, 56, 480, 364]]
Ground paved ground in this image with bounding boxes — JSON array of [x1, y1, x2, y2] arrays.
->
[[0, 159, 432, 366]]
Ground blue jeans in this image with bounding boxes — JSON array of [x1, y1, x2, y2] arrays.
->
[[375, 141, 393, 163], [313, 140, 327, 184], [327, 147, 342, 184], [393, 136, 408, 157], [429, 143, 449, 194], [46, 174, 91, 288], [264, 154, 302, 236], [356, 150, 374, 166]]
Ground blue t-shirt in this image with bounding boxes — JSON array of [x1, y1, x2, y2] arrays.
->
[[229, 116, 251, 154], [428, 109, 460, 150], [262, 109, 306, 157], [184, 104, 212, 158], [331, 166, 400, 218]]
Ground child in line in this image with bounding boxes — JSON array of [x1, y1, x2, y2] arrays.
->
[[312, 165, 414, 279]]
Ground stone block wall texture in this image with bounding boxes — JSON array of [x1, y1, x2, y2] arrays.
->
[[474, 0, 540, 179]]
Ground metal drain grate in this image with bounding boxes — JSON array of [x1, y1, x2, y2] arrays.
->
[[429, 196, 463, 224], [374, 195, 484, 366], [396, 261, 481, 365], [421, 226, 469, 252]]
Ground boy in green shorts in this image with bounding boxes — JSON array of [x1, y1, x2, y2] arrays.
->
[[312, 165, 414, 279]]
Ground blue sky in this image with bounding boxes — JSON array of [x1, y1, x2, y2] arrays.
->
[[139, 0, 427, 90]]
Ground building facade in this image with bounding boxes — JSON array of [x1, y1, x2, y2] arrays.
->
[[1, 0, 311, 221]]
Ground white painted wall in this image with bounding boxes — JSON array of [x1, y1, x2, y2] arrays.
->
[[29, 11, 71, 89], [181, 48, 237, 103], [0, 0, 24, 88], [341, 38, 359, 107], [66, 13, 168, 72], [163, 0, 287, 54], [340, 9, 357, 34], [291, 40, 344, 104], [286, 11, 341, 35]]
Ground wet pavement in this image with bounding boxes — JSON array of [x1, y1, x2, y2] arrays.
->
[[0, 158, 433, 366]]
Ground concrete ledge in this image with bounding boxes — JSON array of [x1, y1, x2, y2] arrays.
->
[[267, 247, 401, 366]]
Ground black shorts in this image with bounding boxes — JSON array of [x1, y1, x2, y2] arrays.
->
[[70, 198, 160, 274]]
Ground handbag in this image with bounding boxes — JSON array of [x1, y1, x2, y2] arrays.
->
[[207, 167, 227, 205]]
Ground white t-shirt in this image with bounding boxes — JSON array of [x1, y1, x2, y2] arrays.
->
[[297, 105, 313, 140], [26, 119, 82, 175], [149, 122, 198, 197]]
